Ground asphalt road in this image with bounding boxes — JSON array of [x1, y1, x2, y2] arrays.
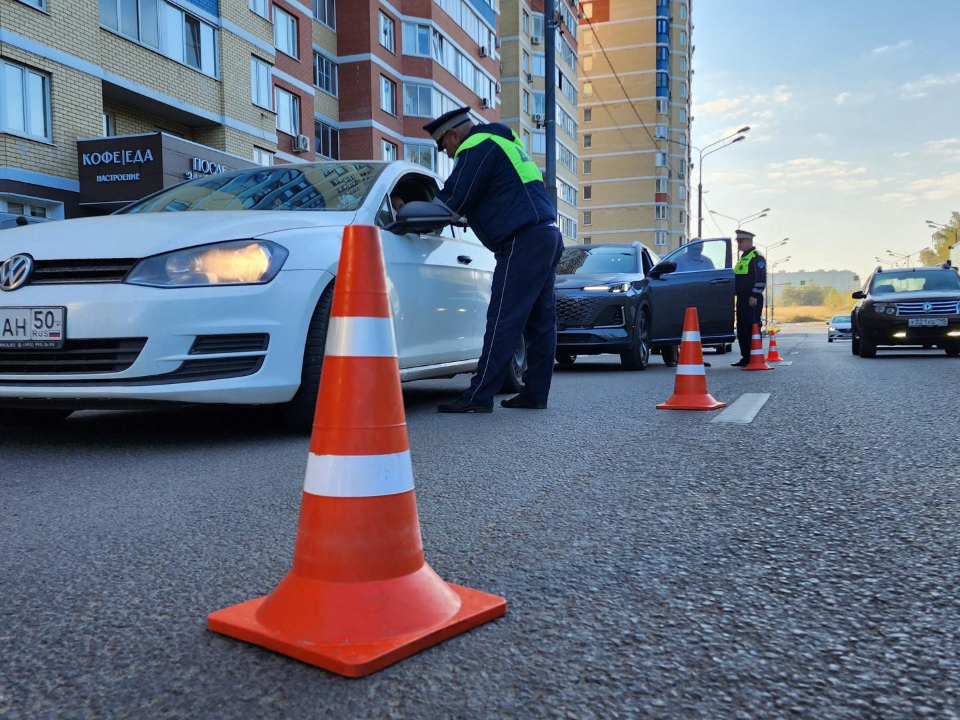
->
[[2, 324, 958, 718]]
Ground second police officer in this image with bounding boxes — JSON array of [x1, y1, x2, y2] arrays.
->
[[731, 229, 767, 366]]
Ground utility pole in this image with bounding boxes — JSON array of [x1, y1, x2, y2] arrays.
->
[[544, 0, 558, 211]]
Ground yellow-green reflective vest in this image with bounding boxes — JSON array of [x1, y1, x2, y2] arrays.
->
[[734, 249, 758, 274], [454, 130, 544, 184]]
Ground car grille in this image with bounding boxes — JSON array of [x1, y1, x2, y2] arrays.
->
[[29, 259, 138, 284], [557, 297, 625, 327], [190, 334, 270, 354], [0, 338, 146, 374], [896, 301, 960, 316]]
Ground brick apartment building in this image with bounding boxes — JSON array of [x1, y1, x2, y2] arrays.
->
[[0, 0, 500, 219]]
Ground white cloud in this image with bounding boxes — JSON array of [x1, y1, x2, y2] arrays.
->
[[707, 171, 753, 183], [924, 139, 960, 161], [878, 192, 915, 204], [902, 172, 960, 201], [893, 152, 911, 158], [901, 73, 960, 99], [834, 92, 851, 105], [763, 158, 879, 191], [694, 96, 749, 116], [871, 39, 913, 55], [831, 178, 880, 192], [694, 85, 792, 117]]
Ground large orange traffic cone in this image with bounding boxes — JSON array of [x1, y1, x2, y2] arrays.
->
[[657, 307, 726, 410], [766, 328, 783, 362], [208, 225, 506, 677], [743, 323, 774, 371]]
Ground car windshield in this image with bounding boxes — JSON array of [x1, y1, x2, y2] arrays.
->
[[118, 163, 386, 214], [557, 247, 637, 275], [870, 270, 960, 294], [832, 315, 851, 322]]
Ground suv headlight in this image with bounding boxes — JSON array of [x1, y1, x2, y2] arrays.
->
[[873, 304, 888, 313], [125, 240, 289, 288], [582, 282, 631, 293]]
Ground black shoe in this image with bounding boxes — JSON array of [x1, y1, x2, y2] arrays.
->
[[731, 359, 749, 367], [500, 395, 548, 409], [437, 397, 493, 413], [703, 362, 712, 368]]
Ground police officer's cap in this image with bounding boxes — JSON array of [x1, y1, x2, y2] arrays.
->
[[423, 106, 473, 148], [735, 229, 756, 241]]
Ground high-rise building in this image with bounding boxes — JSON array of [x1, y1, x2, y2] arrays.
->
[[0, 0, 499, 219], [576, 0, 692, 251], [498, 0, 580, 245]]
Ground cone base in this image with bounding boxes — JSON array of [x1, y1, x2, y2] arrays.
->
[[766, 355, 783, 362], [208, 580, 506, 678], [742, 363, 774, 371], [657, 394, 726, 411]]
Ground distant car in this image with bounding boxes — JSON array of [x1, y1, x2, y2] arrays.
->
[[0, 161, 527, 430], [850, 263, 960, 357], [554, 239, 736, 369], [0, 213, 53, 230], [826, 314, 852, 342]]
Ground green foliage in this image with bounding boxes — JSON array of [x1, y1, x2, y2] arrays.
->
[[779, 283, 828, 306], [922, 211, 960, 266]]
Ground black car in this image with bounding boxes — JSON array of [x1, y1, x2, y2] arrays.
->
[[554, 238, 736, 370], [851, 263, 960, 357]]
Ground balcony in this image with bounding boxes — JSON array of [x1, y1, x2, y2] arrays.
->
[[656, 86, 670, 98], [656, 58, 669, 71], [656, 3, 670, 18], [657, 33, 670, 45], [655, 192, 671, 204]]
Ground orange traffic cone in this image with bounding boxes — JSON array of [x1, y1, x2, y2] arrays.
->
[[657, 307, 726, 410], [208, 225, 506, 677], [743, 323, 774, 371], [766, 328, 783, 362]]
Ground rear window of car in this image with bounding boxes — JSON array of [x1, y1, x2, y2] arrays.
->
[[557, 247, 638, 275], [870, 270, 960, 294], [119, 163, 386, 214]]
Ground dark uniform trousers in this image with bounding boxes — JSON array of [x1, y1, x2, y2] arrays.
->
[[736, 294, 764, 360], [465, 223, 564, 406]]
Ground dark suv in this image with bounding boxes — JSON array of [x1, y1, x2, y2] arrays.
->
[[851, 263, 960, 357], [554, 239, 736, 370]]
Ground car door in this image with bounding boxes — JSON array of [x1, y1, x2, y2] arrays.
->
[[646, 238, 735, 343], [380, 174, 477, 367]]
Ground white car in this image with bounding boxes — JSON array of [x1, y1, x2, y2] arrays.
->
[[826, 314, 852, 342], [0, 161, 524, 430]]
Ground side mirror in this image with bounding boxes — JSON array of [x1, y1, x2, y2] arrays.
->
[[649, 260, 677, 278], [384, 201, 460, 235], [851, 290, 864, 299], [825, 320, 830, 325]]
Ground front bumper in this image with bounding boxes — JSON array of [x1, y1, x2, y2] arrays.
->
[[555, 292, 634, 352], [861, 316, 960, 345], [828, 328, 852, 340], [0, 270, 330, 406]]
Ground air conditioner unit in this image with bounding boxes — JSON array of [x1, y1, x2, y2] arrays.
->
[[533, 113, 544, 127], [495, 82, 501, 94], [480, 97, 490, 109], [526, 72, 534, 83], [293, 134, 310, 153], [531, 35, 542, 45], [479, 45, 489, 58]]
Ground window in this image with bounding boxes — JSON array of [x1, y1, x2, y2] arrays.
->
[[522, 90, 529, 114], [1, 60, 50, 140], [656, 19, 669, 35], [532, 131, 546, 154], [583, 211, 592, 226], [657, 98, 668, 114], [583, 29, 593, 45], [379, 12, 395, 53], [583, 56, 593, 72], [654, 124, 667, 139], [522, 51, 530, 75], [533, 54, 545, 77], [655, 152, 668, 167], [679, 159, 686, 178], [100, 0, 160, 48], [522, 10, 529, 35], [275, 87, 299, 135], [656, 177, 667, 193], [582, 2, 593, 19], [583, 134, 592, 149], [20, 0, 45, 8], [533, 91, 545, 117], [315, 120, 340, 159], [102, 112, 116, 137], [382, 139, 397, 161], [679, 210, 685, 223], [250, 0, 267, 19], [583, 108, 592, 123], [680, 31, 687, 46], [679, 82, 687, 98], [558, 142, 576, 172], [678, 186, 686, 200], [656, 72, 669, 89], [559, 179, 577, 205], [1, 197, 52, 217], [583, 82, 593, 97], [679, 56, 687, 72], [678, 133, 686, 147], [679, 235, 685, 244], [655, 231, 668, 246], [380, 76, 397, 115], [402, 22, 430, 56], [403, 83, 432, 117], [583, 185, 592, 200], [313, 0, 335, 29], [274, 7, 297, 58], [253, 147, 274, 165], [679, 4, 687, 20], [679, 108, 687, 123], [405, 143, 435, 170], [582, 159, 592, 174], [532, 13, 544, 37], [251, 56, 272, 109], [582, 236, 592, 245], [656, 204, 668, 220], [559, 214, 577, 239], [522, 129, 530, 152], [314, 53, 337, 96]]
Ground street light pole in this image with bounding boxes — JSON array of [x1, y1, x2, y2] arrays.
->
[[757, 238, 789, 331], [709, 208, 770, 233], [695, 127, 750, 238]]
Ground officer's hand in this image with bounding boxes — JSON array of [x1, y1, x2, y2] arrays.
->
[[748, 297, 758, 308]]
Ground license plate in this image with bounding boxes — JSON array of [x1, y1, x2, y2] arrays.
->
[[0, 307, 66, 349], [908, 317, 948, 327]]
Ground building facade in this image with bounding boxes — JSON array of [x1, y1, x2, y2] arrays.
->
[[498, 0, 579, 244], [576, 0, 691, 252], [0, 0, 499, 219]]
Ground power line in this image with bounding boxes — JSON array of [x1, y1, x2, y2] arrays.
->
[[700, 195, 728, 237]]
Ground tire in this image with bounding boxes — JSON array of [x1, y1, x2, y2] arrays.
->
[[859, 335, 877, 358], [851, 333, 860, 355], [0, 408, 74, 427], [828, 338, 833, 343], [499, 335, 528, 394], [714, 344, 727, 355], [280, 284, 335, 432], [555, 352, 577, 366], [945, 343, 960, 357], [660, 342, 679, 367], [619, 310, 650, 371]]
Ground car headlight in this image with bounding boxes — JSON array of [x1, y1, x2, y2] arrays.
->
[[873, 304, 888, 313], [125, 240, 289, 288], [582, 282, 631, 293], [829, 326, 836, 331]]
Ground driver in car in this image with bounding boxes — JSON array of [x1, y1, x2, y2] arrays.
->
[[674, 242, 715, 272]]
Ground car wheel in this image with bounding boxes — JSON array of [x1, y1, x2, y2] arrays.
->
[[280, 284, 334, 432], [660, 342, 679, 367], [555, 352, 577, 366], [859, 335, 877, 358], [0, 408, 74, 427], [945, 343, 960, 357], [620, 310, 650, 371], [499, 335, 528, 394], [714, 343, 727, 355], [851, 333, 860, 355], [828, 337, 834, 343]]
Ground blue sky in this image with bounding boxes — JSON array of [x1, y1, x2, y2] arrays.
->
[[690, 0, 960, 282]]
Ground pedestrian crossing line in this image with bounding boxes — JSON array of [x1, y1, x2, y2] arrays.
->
[[711, 393, 771, 424], [777, 360, 793, 366]]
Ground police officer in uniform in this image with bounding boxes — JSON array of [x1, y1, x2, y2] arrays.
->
[[422, 106, 564, 413], [731, 229, 766, 366]]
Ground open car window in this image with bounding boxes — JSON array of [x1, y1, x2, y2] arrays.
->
[[380, 173, 455, 237]]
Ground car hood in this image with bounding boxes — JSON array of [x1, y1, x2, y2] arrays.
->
[[555, 273, 640, 290], [870, 290, 960, 302], [0, 210, 359, 260]]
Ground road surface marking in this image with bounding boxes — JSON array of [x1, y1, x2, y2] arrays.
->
[[777, 360, 793, 366], [711, 393, 770, 424]]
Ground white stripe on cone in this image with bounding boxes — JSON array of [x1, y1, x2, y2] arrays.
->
[[304, 451, 415, 497], [681, 331, 701, 342], [751, 349, 765, 355], [326, 317, 398, 357], [676, 365, 706, 375]]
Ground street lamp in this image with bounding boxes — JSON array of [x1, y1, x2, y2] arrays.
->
[[696, 126, 750, 238], [886, 248, 927, 268], [709, 208, 770, 233], [758, 238, 789, 330], [926, 220, 960, 252]]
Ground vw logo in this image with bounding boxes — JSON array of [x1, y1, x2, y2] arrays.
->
[[923, 302, 933, 313], [0, 254, 34, 291]]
